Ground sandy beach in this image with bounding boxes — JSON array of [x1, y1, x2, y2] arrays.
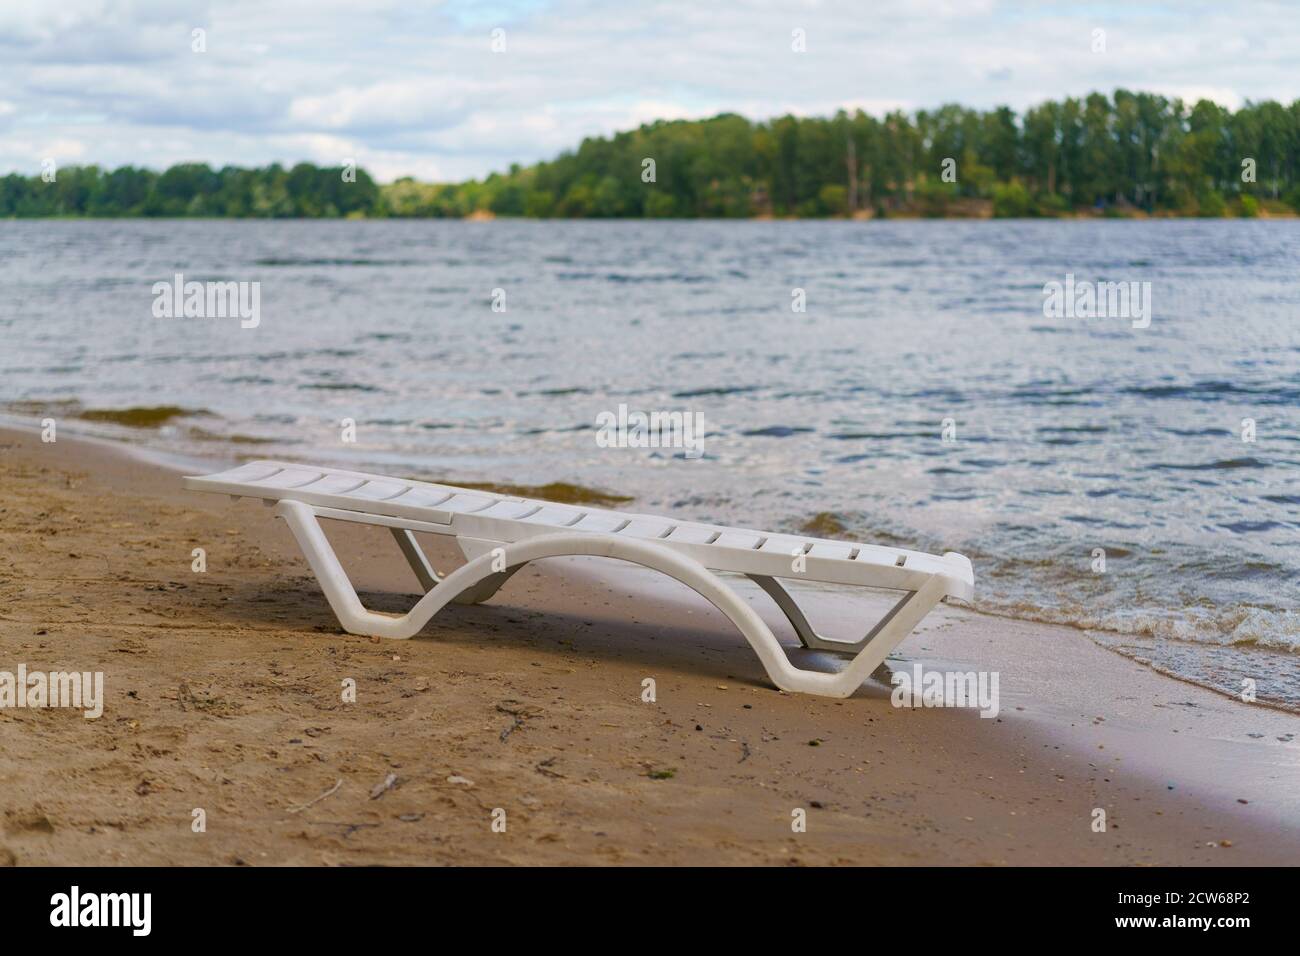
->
[[1, 423, 1298, 866]]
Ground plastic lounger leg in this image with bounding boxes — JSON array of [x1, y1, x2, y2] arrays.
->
[[390, 528, 440, 592], [747, 574, 920, 655], [387, 527, 513, 605], [272, 499, 946, 698]]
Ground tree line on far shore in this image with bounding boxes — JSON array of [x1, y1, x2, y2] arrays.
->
[[0, 162, 381, 218], [6, 90, 1300, 220]]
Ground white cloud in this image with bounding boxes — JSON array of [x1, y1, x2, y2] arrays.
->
[[0, 0, 1296, 181], [288, 81, 473, 133]]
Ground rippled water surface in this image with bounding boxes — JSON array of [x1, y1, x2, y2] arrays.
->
[[2, 219, 1297, 705]]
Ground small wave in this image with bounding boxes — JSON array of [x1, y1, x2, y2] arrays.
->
[[741, 425, 814, 437], [1039, 436, 1083, 446], [1218, 520, 1288, 533], [671, 385, 761, 398], [1152, 457, 1270, 471], [519, 423, 589, 435], [975, 596, 1300, 653], [1161, 426, 1232, 437], [1011, 387, 1094, 402], [1037, 424, 1108, 445], [525, 386, 593, 397], [556, 271, 713, 284], [828, 430, 932, 440], [1083, 488, 1132, 498], [604, 272, 713, 284], [253, 257, 419, 267], [1123, 380, 1300, 404], [298, 382, 380, 392], [223, 375, 275, 385]]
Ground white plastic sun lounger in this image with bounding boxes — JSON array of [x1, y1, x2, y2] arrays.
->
[[185, 461, 974, 698]]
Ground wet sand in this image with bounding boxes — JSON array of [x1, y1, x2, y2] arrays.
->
[[1, 424, 1298, 865]]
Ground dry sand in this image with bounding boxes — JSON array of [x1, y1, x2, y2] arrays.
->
[[1, 424, 1298, 865]]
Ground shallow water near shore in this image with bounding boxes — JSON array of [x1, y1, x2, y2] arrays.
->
[[2, 218, 1297, 707]]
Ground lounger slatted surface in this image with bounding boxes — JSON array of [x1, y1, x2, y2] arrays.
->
[[185, 460, 975, 698]]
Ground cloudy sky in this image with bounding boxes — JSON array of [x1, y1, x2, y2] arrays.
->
[[1, 0, 1297, 182]]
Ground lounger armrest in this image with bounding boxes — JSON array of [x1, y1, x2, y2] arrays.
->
[[941, 552, 976, 603]]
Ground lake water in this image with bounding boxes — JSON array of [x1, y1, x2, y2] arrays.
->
[[2, 219, 1297, 707]]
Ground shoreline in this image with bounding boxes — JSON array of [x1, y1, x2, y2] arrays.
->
[[7, 411, 1289, 717], [2, 424, 1298, 865]]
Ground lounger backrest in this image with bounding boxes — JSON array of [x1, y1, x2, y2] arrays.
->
[[184, 460, 973, 599]]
